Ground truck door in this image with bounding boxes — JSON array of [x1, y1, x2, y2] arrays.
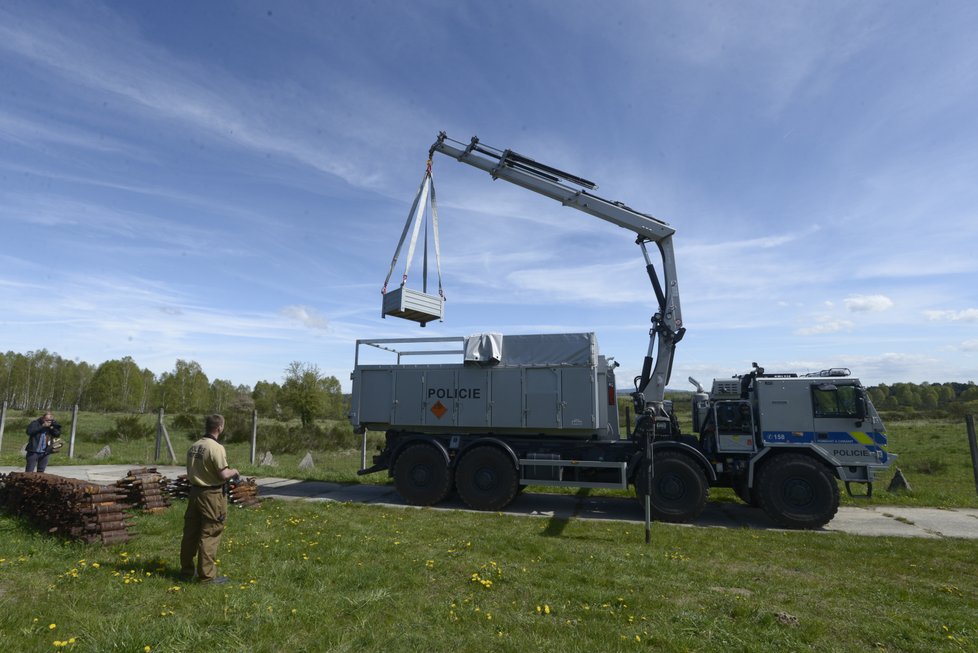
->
[[810, 383, 879, 466]]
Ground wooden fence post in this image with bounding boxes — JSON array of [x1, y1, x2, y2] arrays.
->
[[0, 400, 7, 454], [250, 409, 258, 465], [68, 404, 79, 458], [967, 414, 978, 497]]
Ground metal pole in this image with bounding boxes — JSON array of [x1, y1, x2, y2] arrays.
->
[[967, 414, 978, 497], [250, 409, 258, 465], [361, 429, 368, 471], [155, 408, 163, 462], [160, 417, 176, 464], [644, 430, 653, 544], [68, 404, 79, 458], [0, 400, 7, 454]]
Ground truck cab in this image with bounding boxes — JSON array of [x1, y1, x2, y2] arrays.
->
[[690, 366, 893, 528]]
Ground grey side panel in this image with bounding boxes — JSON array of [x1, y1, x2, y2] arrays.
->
[[394, 369, 425, 426], [457, 367, 490, 427], [490, 369, 523, 428], [561, 367, 596, 429], [359, 369, 394, 425], [526, 368, 560, 429]]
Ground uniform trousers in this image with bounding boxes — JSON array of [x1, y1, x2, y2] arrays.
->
[[180, 486, 227, 581], [26, 451, 51, 473]]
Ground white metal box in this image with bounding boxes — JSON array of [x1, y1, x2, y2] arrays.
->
[[382, 287, 445, 325]]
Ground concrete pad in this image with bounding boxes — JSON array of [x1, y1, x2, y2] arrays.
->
[[869, 507, 978, 539], [825, 507, 937, 538]]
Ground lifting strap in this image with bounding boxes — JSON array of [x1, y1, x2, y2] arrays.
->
[[382, 159, 445, 300]]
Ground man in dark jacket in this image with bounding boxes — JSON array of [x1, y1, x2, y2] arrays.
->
[[25, 412, 61, 472]]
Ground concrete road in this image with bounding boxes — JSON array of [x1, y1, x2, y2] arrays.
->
[[4, 464, 977, 539]]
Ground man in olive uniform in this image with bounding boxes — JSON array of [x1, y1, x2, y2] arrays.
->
[[180, 414, 238, 584]]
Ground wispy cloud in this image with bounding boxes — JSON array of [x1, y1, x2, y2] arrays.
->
[[796, 317, 854, 336], [844, 294, 893, 313], [281, 305, 330, 330], [925, 308, 978, 323]]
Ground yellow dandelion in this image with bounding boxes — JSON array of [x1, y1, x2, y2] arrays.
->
[[49, 623, 57, 630], [68, 638, 76, 644], [544, 604, 551, 615], [91, 563, 100, 569], [145, 646, 151, 653]]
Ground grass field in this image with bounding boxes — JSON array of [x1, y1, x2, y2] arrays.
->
[[2, 496, 977, 653], [2, 412, 978, 651]]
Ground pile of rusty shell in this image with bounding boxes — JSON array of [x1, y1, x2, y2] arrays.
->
[[163, 474, 191, 501], [0, 472, 135, 545], [227, 477, 261, 508], [115, 467, 171, 513]]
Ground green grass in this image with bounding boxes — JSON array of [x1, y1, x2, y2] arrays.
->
[[2, 412, 978, 651], [1, 499, 977, 652]]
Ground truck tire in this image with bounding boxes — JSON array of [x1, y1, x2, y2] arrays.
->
[[634, 451, 708, 523], [393, 443, 452, 506], [756, 454, 839, 529], [455, 445, 519, 511]]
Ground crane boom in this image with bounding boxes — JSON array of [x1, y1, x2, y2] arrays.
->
[[429, 132, 685, 402]]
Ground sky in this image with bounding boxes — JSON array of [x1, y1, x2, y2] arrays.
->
[[2, 1, 977, 393]]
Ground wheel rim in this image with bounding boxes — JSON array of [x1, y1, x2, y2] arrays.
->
[[474, 467, 497, 491], [783, 476, 814, 507], [657, 475, 685, 502], [410, 465, 433, 487]]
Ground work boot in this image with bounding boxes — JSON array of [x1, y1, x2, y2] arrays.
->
[[202, 575, 230, 585]]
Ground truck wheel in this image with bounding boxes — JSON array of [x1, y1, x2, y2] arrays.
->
[[634, 451, 708, 523], [393, 443, 452, 506], [756, 454, 839, 529], [455, 445, 519, 511]]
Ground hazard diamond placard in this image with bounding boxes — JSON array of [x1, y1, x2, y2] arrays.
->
[[430, 400, 447, 419]]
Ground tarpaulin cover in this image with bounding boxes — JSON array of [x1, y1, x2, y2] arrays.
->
[[485, 332, 597, 367]]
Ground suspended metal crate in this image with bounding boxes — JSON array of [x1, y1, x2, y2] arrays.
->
[[382, 286, 445, 326]]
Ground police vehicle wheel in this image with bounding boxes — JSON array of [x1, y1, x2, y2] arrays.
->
[[393, 443, 452, 506], [455, 445, 519, 511], [757, 454, 839, 529], [634, 451, 708, 523]]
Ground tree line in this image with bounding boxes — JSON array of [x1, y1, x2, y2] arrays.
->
[[868, 381, 978, 418], [0, 350, 346, 425]]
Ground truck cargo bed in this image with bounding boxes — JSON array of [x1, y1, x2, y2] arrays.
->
[[350, 333, 619, 439]]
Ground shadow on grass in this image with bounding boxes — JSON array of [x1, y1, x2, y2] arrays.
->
[[540, 487, 592, 538]]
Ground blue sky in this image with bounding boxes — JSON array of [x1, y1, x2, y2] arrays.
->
[[2, 1, 977, 392]]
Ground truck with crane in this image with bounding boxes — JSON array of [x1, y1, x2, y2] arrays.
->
[[349, 132, 893, 529]]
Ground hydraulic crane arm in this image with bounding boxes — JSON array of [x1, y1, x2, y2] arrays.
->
[[429, 132, 685, 403]]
